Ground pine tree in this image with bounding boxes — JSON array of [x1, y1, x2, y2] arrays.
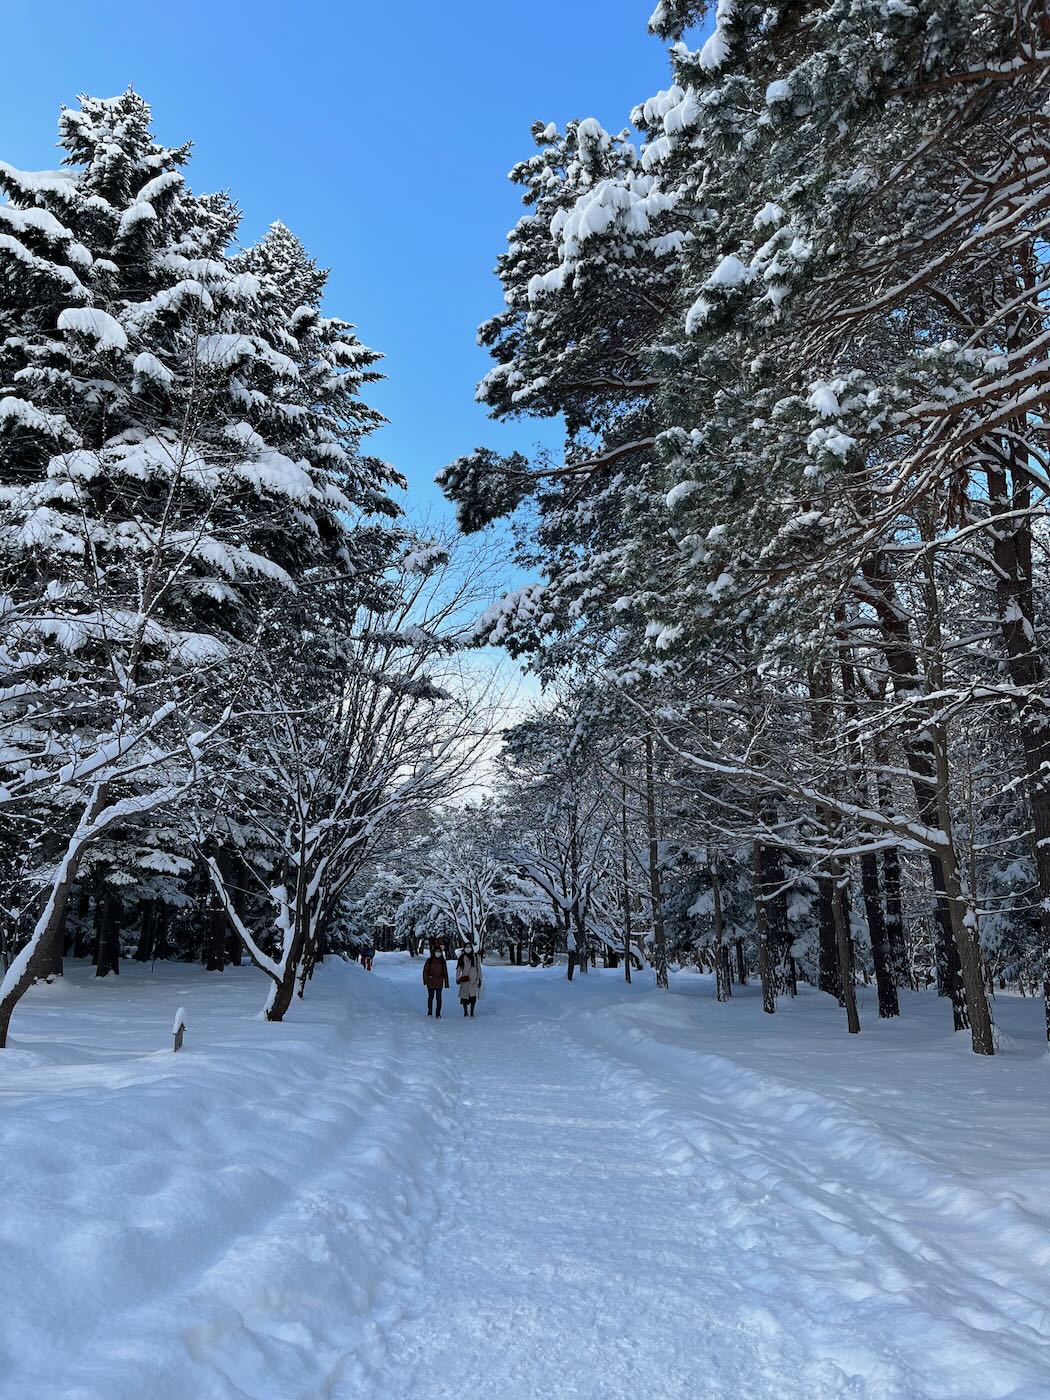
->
[[440, 1, 1049, 1052], [0, 91, 396, 1042]]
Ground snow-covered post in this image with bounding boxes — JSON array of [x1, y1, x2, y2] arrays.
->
[[172, 1006, 187, 1052]]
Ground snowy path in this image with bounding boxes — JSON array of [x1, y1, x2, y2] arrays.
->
[[356, 970, 1050, 1400], [2, 957, 1049, 1399], [360, 1013, 723, 1398]]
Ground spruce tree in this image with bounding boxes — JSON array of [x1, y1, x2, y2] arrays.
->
[[0, 91, 395, 1041]]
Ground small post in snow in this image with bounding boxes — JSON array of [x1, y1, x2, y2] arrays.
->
[[172, 1006, 187, 1053]]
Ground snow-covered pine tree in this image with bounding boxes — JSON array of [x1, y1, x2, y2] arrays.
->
[[440, 1, 1050, 1052], [0, 91, 395, 1043], [437, 113, 684, 669], [636, 0, 1050, 1050]]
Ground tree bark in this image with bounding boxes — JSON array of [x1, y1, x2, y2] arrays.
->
[[95, 894, 121, 977], [712, 860, 731, 1002], [983, 449, 1050, 1039], [875, 753, 909, 987], [41, 915, 64, 979], [930, 726, 995, 1055], [859, 852, 899, 1017], [0, 785, 116, 1045], [621, 765, 633, 984], [72, 886, 92, 959], [758, 838, 790, 994], [830, 864, 860, 1033], [645, 734, 669, 989], [735, 939, 747, 985], [816, 877, 842, 997], [133, 902, 155, 962], [836, 614, 899, 1018], [860, 552, 969, 1030], [152, 903, 169, 962], [752, 843, 776, 1014], [203, 851, 231, 973]]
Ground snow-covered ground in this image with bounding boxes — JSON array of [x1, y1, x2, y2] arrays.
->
[[1, 957, 1048, 1399]]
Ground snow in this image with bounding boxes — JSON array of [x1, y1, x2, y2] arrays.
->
[[0, 232, 84, 287], [169, 630, 230, 666], [754, 201, 785, 229], [808, 380, 841, 418], [1, 958, 1048, 1399], [0, 396, 68, 438], [57, 306, 128, 352], [661, 88, 700, 137], [129, 280, 215, 327], [0, 161, 78, 202], [197, 334, 298, 381], [808, 426, 857, 461], [117, 201, 157, 235], [224, 423, 316, 505], [665, 479, 700, 508], [697, 0, 737, 71], [706, 254, 752, 289], [132, 350, 174, 387], [685, 295, 710, 333], [0, 204, 92, 266]]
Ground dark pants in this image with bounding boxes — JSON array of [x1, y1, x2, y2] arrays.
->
[[461, 996, 476, 1017], [427, 986, 443, 1016]]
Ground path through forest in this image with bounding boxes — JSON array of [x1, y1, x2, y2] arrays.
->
[[353, 961, 1050, 1400], [2, 956, 1048, 1399]]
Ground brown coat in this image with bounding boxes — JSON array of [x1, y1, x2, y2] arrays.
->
[[422, 955, 449, 990]]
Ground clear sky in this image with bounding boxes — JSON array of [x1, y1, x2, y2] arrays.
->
[[1, 0, 686, 520]]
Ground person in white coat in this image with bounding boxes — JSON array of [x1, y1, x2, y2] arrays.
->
[[456, 947, 482, 1017]]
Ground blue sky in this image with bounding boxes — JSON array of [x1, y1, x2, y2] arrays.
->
[[1, 0, 684, 520]]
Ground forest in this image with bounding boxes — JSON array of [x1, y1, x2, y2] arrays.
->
[[2, 3, 1049, 1398], [4, 0, 1048, 1059]]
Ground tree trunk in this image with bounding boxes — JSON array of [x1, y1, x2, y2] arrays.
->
[[575, 923, 589, 975], [984, 451, 1050, 1039], [41, 914, 64, 979], [95, 894, 121, 977], [930, 729, 995, 1055], [836, 617, 899, 1019], [72, 886, 92, 959], [645, 733, 669, 989], [621, 765, 633, 984], [134, 902, 155, 962], [859, 853, 899, 1018], [830, 864, 860, 1033], [267, 967, 297, 1021], [816, 878, 842, 997], [875, 763, 908, 988], [735, 939, 747, 985], [752, 843, 776, 1014], [758, 838, 790, 995], [712, 859, 730, 1002], [203, 860, 227, 973], [860, 552, 969, 1031], [152, 903, 169, 962]]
